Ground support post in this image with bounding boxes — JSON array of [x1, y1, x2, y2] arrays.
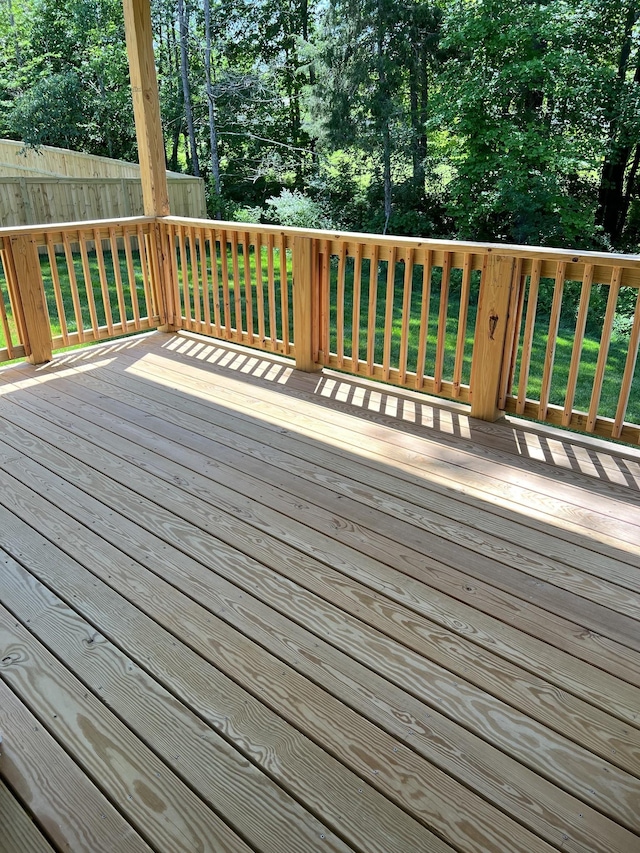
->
[[123, 0, 170, 217], [469, 253, 515, 421], [9, 235, 52, 364], [293, 236, 320, 372]]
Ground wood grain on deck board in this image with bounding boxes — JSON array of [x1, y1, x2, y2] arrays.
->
[[0, 547, 458, 853], [20, 354, 640, 686], [0, 779, 56, 853], [1, 472, 640, 840], [5, 400, 640, 752], [9, 336, 640, 565], [151, 334, 640, 528], [0, 568, 350, 853], [0, 680, 153, 853], [12, 359, 640, 610], [3, 383, 640, 737], [0, 608, 254, 853], [1, 534, 638, 853]]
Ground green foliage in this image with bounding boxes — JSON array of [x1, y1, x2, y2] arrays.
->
[[2, 0, 640, 271], [264, 189, 332, 229]]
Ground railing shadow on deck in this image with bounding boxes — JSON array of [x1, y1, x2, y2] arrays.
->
[[151, 331, 640, 493], [17, 327, 639, 496]]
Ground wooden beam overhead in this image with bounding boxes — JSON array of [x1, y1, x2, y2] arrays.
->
[[123, 0, 170, 217]]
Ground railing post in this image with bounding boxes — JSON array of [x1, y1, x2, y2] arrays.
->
[[292, 235, 321, 372], [469, 253, 515, 421], [7, 235, 52, 365], [150, 221, 176, 332]]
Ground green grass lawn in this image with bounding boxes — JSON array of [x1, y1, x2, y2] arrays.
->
[[2, 245, 638, 428]]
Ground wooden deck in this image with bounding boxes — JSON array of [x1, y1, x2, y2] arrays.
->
[[0, 331, 639, 853]]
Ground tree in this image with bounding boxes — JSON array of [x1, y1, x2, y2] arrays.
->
[[3, 0, 135, 159], [434, 0, 608, 247], [594, 0, 640, 245]]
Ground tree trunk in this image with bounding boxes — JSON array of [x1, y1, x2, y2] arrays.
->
[[178, 0, 200, 177], [203, 0, 221, 215], [7, 0, 21, 67], [408, 9, 426, 197], [595, 2, 639, 243], [377, 4, 392, 232]]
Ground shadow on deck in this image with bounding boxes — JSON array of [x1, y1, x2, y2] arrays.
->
[[0, 331, 639, 853]]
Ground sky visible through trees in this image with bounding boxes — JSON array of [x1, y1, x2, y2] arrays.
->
[[1, 0, 640, 252]]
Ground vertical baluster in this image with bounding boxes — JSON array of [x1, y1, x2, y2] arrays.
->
[[613, 285, 640, 439], [123, 227, 142, 330], [79, 231, 100, 335], [177, 224, 191, 328], [219, 228, 232, 338], [253, 231, 265, 345], [538, 262, 566, 421], [230, 231, 242, 340], [382, 247, 396, 380], [319, 240, 330, 362], [63, 231, 87, 340], [208, 228, 222, 335], [336, 243, 347, 367], [93, 229, 114, 336], [586, 267, 622, 432], [562, 265, 593, 425], [243, 231, 254, 345], [351, 243, 363, 371], [266, 233, 277, 350], [0, 253, 17, 358], [136, 224, 154, 320], [366, 246, 379, 374], [516, 259, 542, 414], [108, 227, 129, 330], [46, 235, 69, 346], [415, 250, 433, 390], [398, 248, 414, 385], [279, 232, 289, 353], [434, 252, 452, 392], [498, 258, 524, 409], [452, 253, 473, 397], [189, 226, 201, 328], [199, 227, 211, 332]]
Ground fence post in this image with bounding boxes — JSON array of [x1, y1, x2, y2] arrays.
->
[[8, 234, 52, 364], [292, 235, 320, 372], [469, 253, 515, 421]]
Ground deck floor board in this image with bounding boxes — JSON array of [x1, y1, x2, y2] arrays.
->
[[1, 331, 639, 853]]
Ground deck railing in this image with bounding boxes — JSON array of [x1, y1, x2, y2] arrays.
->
[[1, 213, 639, 446], [0, 217, 163, 365]]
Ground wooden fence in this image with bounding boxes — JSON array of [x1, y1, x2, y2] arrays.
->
[[0, 176, 206, 226], [1, 214, 639, 445], [0, 139, 207, 224]]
